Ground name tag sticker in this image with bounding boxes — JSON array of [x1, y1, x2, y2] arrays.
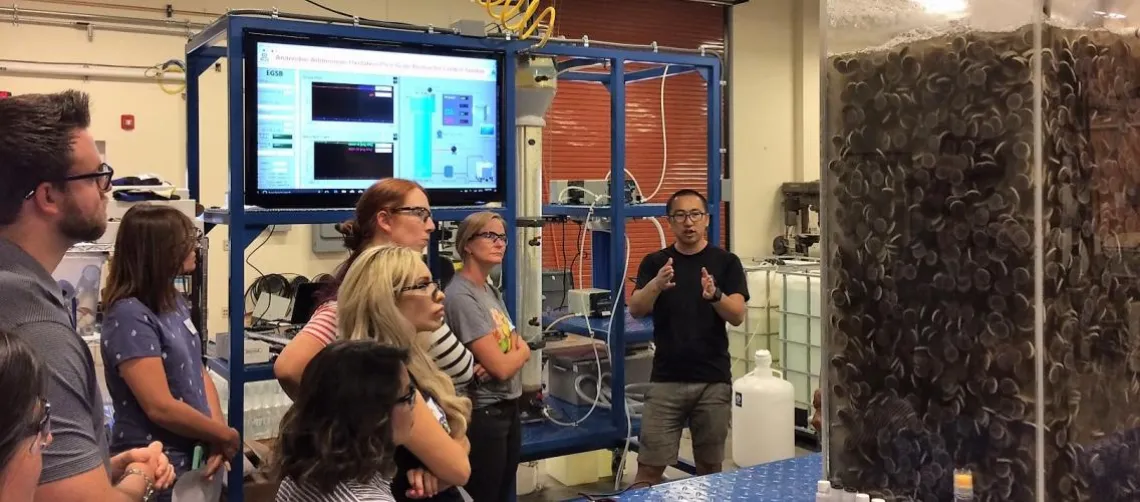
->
[[184, 318, 198, 335]]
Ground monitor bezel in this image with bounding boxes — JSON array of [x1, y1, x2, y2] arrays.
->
[[242, 30, 508, 209]]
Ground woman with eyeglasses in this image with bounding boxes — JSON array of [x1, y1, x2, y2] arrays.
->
[[101, 204, 239, 501], [275, 178, 479, 400], [336, 245, 472, 501], [0, 330, 53, 502], [445, 211, 529, 502], [274, 340, 417, 502]]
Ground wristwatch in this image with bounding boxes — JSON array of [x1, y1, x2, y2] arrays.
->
[[706, 287, 723, 302], [120, 467, 155, 502]]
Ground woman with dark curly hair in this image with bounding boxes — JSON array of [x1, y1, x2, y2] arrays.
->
[[273, 340, 417, 501], [0, 330, 53, 502]]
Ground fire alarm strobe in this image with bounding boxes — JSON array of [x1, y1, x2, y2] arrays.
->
[[121, 114, 135, 131]]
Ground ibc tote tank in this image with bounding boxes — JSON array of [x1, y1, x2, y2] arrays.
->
[[731, 349, 796, 467]]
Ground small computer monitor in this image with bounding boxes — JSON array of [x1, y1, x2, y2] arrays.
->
[[243, 31, 506, 209]]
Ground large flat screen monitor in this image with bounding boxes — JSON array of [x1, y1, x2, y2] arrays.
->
[[243, 32, 505, 209]]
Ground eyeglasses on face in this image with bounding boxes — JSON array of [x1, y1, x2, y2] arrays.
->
[[24, 163, 115, 200], [397, 279, 442, 297], [390, 206, 433, 223], [397, 380, 418, 408], [475, 231, 508, 244], [668, 210, 707, 223]]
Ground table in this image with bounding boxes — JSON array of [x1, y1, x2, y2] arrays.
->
[[574, 453, 823, 501]]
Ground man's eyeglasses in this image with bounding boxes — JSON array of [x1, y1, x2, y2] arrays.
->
[[24, 163, 115, 200], [28, 400, 51, 452], [397, 380, 418, 408], [390, 206, 433, 223], [668, 211, 707, 224], [475, 231, 509, 244]]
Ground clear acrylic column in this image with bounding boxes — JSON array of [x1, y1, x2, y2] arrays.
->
[[514, 57, 557, 392], [823, 1, 1140, 501]]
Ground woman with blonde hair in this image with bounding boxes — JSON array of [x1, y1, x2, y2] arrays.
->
[[337, 245, 472, 502], [274, 178, 478, 398]]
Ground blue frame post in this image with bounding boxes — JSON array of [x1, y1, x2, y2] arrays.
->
[[225, 18, 248, 500], [185, 59, 201, 201], [608, 58, 628, 433], [706, 63, 723, 244], [591, 232, 612, 290], [503, 49, 519, 320]]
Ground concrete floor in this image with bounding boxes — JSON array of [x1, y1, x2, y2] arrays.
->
[[518, 432, 816, 502]]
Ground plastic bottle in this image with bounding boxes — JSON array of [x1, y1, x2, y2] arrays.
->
[[871, 499, 886, 502], [730, 349, 796, 467], [843, 488, 857, 502], [954, 468, 975, 501], [816, 480, 832, 502], [855, 494, 870, 502]]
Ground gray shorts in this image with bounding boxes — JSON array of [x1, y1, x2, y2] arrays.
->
[[637, 382, 732, 467]]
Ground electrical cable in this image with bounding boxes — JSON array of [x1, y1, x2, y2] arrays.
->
[[562, 222, 585, 309], [645, 64, 671, 201], [648, 216, 668, 250], [601, 63, 670, 203], [541, 223, 631, 430], [143, 59, 185, 95], [474, 0, 556, 47], [244, 226, 276, 322], [299, 0, 457, 32], [578, 481, 651, 501]]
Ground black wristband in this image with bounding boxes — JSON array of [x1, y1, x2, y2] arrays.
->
[[706, 287, 723, 302]]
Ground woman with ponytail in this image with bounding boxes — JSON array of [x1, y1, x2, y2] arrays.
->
[[275, 178, 477, 398]]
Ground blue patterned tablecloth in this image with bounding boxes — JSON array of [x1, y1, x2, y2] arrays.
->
[[585, 453, 822, 501]]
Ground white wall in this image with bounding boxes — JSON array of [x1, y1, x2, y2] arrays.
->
[[0, 0, 816, 333], [728, 0, 820, 260]]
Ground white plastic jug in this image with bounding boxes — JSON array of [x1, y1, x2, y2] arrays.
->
[[731, 349, 796, 467]]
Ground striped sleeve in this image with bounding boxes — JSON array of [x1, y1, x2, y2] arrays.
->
[[426, 322, 475, 389], [276, 474, 394, 501], [295, 301, 338, 346]]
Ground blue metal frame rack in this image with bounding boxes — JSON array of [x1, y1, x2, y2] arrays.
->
[[185, 12, 721, 501]]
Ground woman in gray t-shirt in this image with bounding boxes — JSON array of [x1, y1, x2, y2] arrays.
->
[[444, 212, 530, 501]]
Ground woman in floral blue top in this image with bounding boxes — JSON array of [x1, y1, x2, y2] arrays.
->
[[101, 204, 239, 502]]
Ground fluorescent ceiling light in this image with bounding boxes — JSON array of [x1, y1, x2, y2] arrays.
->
[[915, 0, 967, 15]]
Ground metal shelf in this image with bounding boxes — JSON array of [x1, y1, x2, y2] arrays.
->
[[544, 203, 667, 219], [542, 309, 655, 345], [185, 12, 722, 502], [521, 398, 642, 462], [206, 356, 275, 383], [201, 206, 504, 226]]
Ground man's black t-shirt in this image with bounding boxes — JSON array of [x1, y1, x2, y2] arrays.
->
[[635, 244, 749, 384]]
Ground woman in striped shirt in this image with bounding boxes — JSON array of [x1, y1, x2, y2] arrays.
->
[[274, 340, 417, 502], [274, 178, 479, 397], [274, 179, 477, 501]]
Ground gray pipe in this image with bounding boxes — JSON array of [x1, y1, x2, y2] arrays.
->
[[7, 18, 193, 38], [1, 6, 206, 30]]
